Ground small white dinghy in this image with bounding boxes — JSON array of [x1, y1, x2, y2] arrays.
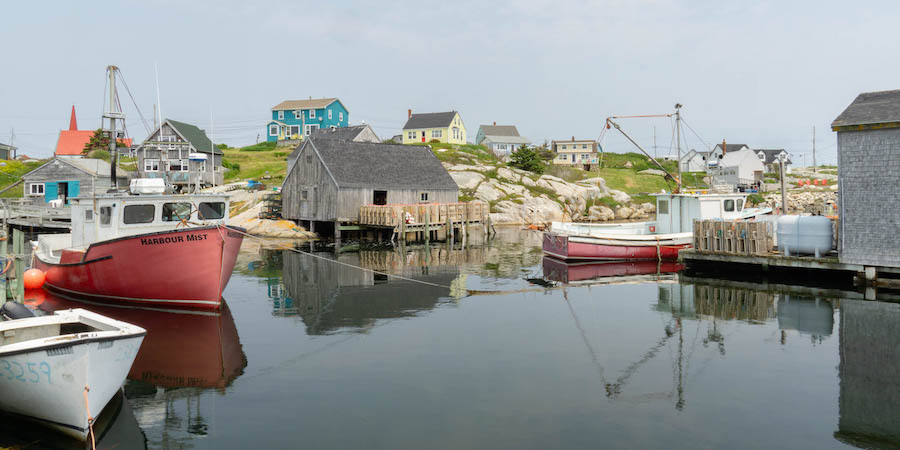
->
[[0, 303, 145, 441]]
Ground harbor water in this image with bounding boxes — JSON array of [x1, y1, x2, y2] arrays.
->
[[0, 229, 897, 449]]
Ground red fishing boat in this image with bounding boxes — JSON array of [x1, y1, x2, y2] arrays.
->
[[32, 189, 244, 311], [542, 257, 683, 284], [542, 233, 690, 261]]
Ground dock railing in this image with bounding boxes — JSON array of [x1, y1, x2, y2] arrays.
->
[[359, 202, 487, 228], [693, 219, 774, 255]]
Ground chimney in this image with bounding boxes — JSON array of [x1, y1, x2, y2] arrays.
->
[[571, 136, 575, 141], [68, 105, 78, 131], [722, 139, 727, 154], [493, 121, 496, 126], [408, 109, 412, 119]]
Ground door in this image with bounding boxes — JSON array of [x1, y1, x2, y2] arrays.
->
[[422, 132, 426, 143], [67, 181, 80, 202], [44, 183, 58, 203], [57, 182, 68, 204]]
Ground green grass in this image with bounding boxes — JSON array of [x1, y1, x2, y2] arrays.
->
[[0, 159, 44, 197], [416, 142, 501, 166], [222, 143, 288, 183], [591, 168, 674, 194]]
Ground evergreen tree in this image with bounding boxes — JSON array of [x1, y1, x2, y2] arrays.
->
[[509, 144, 545, 174], [83, 129, 128, 155]]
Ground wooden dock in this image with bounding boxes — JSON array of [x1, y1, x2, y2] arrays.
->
[[358, 203, 490, 243], [0, 201, 72, 232]]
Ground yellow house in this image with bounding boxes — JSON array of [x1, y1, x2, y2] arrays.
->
[[402, 110, 467, 145]]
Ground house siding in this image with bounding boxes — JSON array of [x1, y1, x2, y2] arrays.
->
[[836, 127, 900, 267], [267, 100, 349, 142], [402, 113, 466, 145], [23, 160, 127, 205]]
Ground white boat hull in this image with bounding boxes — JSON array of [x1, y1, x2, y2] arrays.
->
[[0, 309, 145, 440]]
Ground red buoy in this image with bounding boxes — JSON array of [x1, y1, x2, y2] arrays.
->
[[23, 269, 45, 289]]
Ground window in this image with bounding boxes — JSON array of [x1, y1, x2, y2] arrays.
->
[[123, 204, 155, 224], [452, 127, 459, 140], [408, 131, 416, 139], [162, 203, 192, 222], [301, 190, 308, 200], [420, 192, 429, 202], [294, 110, 301, 119], [28, 183, 44, 196], [658, 200, 669, 214], [561, 144, 567, 150], [558, 154, 567, 160], [724, 199, 735, 212], [144, 159, 159, 172], [100, 206, 112, 225], [198, 202, 226, 220], [736, 199, 744, 211], [339, 112, 343, 121], [278, 111, 284, 120], [84, 209, 94, 223], [288, 125, 300, 138], [168, 159, 188, 172], [307, 154, 313, 164], [199, 160, 207, 172], [431, 130, 442, 138], [309, 109, 315, 119], [304, 124, 319, 136], [328, 110, 333, 119], [582, 144, 588, 149]]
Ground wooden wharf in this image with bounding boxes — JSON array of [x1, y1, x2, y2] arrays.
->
[[357, 202, 493, 243], [0, 200, 72, 232]]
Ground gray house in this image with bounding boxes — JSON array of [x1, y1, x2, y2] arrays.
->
[[475, 125, 530, 159], [753, 149, 792, 173], [0, 143, 15, 160], [282, 138, 459, 229], [22, 157, 131, 205], [134, 119, 224, 192], [832, 89, 900, 267]]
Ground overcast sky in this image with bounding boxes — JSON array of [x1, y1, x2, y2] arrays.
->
[[2, 0, 898, 164]]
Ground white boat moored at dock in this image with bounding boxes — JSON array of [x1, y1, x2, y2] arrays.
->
[[0, 307, 145, 441]]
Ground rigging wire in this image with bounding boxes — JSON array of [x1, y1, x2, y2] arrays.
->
[[115, 69, 153, 134], [679, 114, 712, 152]]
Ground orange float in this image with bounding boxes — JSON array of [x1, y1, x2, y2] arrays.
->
[[23, 268, 46, 289]]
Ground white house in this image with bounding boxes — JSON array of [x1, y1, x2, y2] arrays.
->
[[475, 125, 530, 159], [679, 149, 712, 172], [711, 148, 766, 188], [753, 149, 792, 173]]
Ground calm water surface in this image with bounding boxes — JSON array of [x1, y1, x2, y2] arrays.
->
[[1, 229, 898, 449]]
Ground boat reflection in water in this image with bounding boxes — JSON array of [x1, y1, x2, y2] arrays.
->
[[542, 256, 683, 284], [32, 289, 247, 448], [835, 299, 900, 448]]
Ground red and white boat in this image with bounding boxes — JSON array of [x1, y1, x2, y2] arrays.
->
[[32, 184, 244, 311], [543, 192, 770, 261]]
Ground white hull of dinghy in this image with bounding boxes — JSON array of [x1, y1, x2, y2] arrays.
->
[[0, 309, 145, 440]]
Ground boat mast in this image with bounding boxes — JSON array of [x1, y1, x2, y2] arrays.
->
[[104, 65, 123, 192], [675, 103, 683, 192]]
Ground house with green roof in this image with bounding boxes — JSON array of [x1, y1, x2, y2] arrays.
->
[[134, 119, 224, 191]]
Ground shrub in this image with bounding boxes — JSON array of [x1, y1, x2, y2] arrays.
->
[[240, 141, 278, 152], [508, 144, 545, 174], [747, 193, 765, 205]]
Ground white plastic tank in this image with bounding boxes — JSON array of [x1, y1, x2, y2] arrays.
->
[[776, 215, 833, 257], [129, 178, 166, 195]]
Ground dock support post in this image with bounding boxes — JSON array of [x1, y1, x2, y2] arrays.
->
[[425, 208, 430, 246], [12, 229, 23, 303], [864, 266, 876, 285], [333, 220, 341, 250], [0, 228, 6, 306], [399, 217, 406, 242]]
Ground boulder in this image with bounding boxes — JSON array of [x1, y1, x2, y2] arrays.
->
[[447, 164, 492, 173], [609, 189, 632, 203], [639, 169, 666, 176], [449, 171, 485, 190], [615, 206, 634, 220], [588, 205, 615, 221], [474, 182, 504, 202], [520, 176, 536, 187], [496, 167, 520, 182], [640, 202, 656, 213], [624, 161, 633, 169], [491, 197, 565, 224], [578, 177, 611, 196]]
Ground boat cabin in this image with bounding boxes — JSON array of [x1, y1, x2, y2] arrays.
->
[[654, 193, 748, 234], [64, 193, 231, 250]]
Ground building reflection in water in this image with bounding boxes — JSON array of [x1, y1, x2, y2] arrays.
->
[[34, 290, 247, 449], [835, 299, 900, 448], [279, 246, 474, 335]]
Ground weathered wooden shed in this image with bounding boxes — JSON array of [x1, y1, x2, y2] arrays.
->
[[22, 157, 131, 205], [832, 89, 900, 267], [282, 138, 459, 229]]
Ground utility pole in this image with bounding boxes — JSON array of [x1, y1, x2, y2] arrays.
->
[[653, 125, 658, 158], [812, 125, 816, 172], [779, 153, 788, 214]]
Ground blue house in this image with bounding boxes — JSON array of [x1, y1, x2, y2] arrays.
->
[[266, 98, 349, 142]]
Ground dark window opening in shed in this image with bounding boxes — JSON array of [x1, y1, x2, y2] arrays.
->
[[420, 192, 429, 202], [307, 154, 313, 164], [373, 190, 387, 205], [302, 190, 309, 201]]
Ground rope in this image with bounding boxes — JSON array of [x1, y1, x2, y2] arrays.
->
[[83, 386, 96, 450]]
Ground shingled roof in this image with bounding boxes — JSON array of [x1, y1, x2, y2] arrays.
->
[[712, 143, 749, 153], [167, 119, 221, 155], [755, 149, 792, 165], [310, 124, 377, 142], [308, 139, 458, 190], [479, 125, 519, 137], [832, 89, 900, 129], [403, 111, 458, 130], [272, 98, 339, 111]]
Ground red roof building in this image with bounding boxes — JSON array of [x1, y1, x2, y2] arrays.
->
[[54, 106, 131, 156]]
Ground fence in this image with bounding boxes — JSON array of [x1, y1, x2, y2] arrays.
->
[[359, 203, 487, 228], [693, 219, 774, 255]]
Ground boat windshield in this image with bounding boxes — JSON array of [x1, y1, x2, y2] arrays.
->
[[198, 202, 226, 220]]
